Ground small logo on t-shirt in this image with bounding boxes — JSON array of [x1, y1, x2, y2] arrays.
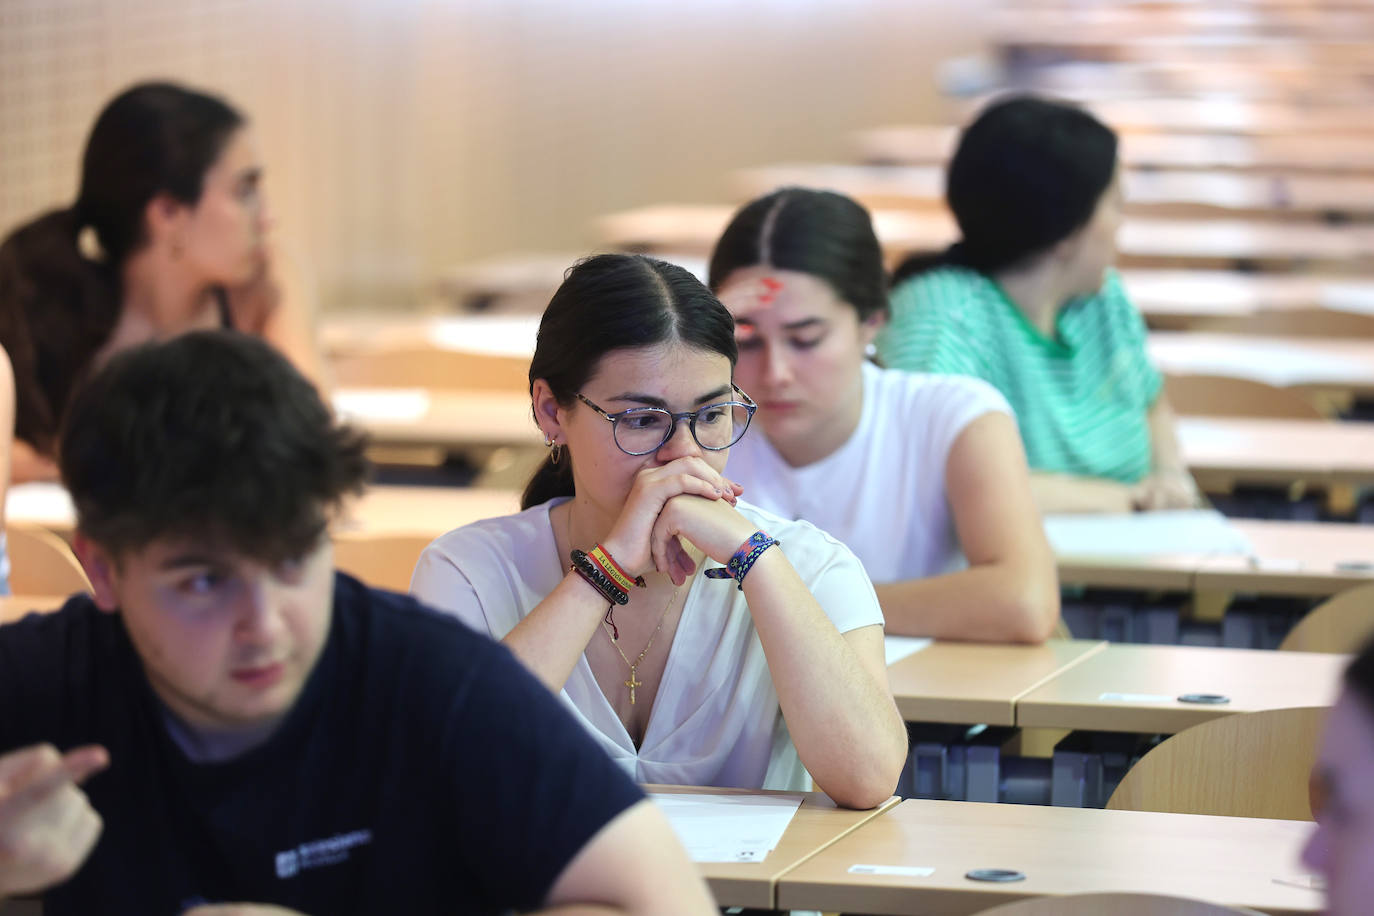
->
[[274, 829, 373, 879]]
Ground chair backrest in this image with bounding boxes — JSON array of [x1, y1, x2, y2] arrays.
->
[[1163, 374, 1327, 420], [1106, 706, 1327, 820], [329, 347, 529, 392], [975, 892, 1265, 915], [7, 524, 92, 595], [332, 534, 434, 593], [1280, 582, 1374, 653]]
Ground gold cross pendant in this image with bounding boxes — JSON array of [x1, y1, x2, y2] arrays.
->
[[625, 670, 642, 705]]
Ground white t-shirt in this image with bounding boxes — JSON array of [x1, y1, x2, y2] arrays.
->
[[410, 499, 883, 792], [726, 362, 1013, 584]]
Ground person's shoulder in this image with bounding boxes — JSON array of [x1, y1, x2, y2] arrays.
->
[[868, 363, 1010, 418], [0, 592, 108, 648], [420, 500, 555, 570], [892, 265, 993, 307], [735, 500, 858, 563]]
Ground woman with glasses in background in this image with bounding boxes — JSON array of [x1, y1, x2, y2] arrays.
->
[[712, 188, 1059, 644], [412, 253, 905, 809]]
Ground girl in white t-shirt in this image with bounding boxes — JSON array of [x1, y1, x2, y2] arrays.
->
[[710, 188, 1059, 643], [411, 253, 905, 806]]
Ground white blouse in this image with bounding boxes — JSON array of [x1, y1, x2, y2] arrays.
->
[[410, 499, 884, 791]]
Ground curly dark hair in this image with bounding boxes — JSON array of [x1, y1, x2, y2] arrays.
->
[[60, 330, 369, 562]]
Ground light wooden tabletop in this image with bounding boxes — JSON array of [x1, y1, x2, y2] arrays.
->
[[734, 161, 1374, 220], [775, 798, 1322, 915], [854, 124, 1374, 175], [1015, 643, 1348, 733], [644, 784, 898, 909], [887, 639, 1106, 726], [1177, 417, 1374, 487], [1057, 517, 1374, 596], [597, 203, 1374, 271], [1151, 335, 1374, 397]]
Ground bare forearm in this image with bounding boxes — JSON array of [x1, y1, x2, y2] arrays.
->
[[875, 564, 1060, 644], [1147, 396, 1188, 474], [504, 574, 609, 692], [743, 552, 905, 808], [1030, 472, 1135, 514]]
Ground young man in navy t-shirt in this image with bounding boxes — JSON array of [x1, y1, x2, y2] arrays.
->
[[0, 331, 714, 916]]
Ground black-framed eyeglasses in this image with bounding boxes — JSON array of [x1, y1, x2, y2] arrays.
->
[[575, 385, 757, 456]]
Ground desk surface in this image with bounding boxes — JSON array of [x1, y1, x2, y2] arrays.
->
[[1057, 517, 1374, 596], [775, 798, 1321, 915], [597, 203, 1374, 270], [1151, 334, 1374, 396], [1015, 643, 1347, 733], [855, 124, 1374, 175], [645, 784, 898, 909], [1177, 416, 1374, 486], [887, 639, 1106, 726], [735, 161, 1374, 219]]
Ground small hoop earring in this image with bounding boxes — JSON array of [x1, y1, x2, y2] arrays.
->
[[543, 435, 553, 447]]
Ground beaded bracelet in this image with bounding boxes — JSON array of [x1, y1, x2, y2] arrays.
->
[[704, 531, 780, 590], [571, 549, 630, 606]]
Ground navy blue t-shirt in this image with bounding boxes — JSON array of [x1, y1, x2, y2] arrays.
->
[[0, 572, 643, 915]]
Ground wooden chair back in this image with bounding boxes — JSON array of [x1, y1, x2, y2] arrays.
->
[[1106, 706, 1327, 820], [332, 534, 434, 593], [1280, 582, 1374, 653], [330, 347, 529, 392], [975, 892, 1265, 915], [1163, 374, 1327, 420], [7, 524, 91, 595]]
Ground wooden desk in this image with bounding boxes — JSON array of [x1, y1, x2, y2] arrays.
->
[[6, 483, 522, 545], [1177, 417, 1374, 488], [1015, 643, 1347, 733], [1150, 334, 1374, 398], [1054, 517, 1374, 596], [334, 388, 540, 449], [1196, 519, 1374, 597], [854, 124, 1374, 175], [887, 639, 1106, 726], [0, 595, 69, 626], [734, 162, 1374, 220], [645, 785, 898, 909], [1122, 269, 1374, 331], [775, 798, 1321, 915], [597, 204, 1374, 271]]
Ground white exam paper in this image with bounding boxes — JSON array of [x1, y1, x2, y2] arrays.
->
[[1044, 510, 1253, 558], [6, 482, 77, 528], [885, 636, 934, 666], [332, 388, 431, 423], [650, 792, 803, 863]]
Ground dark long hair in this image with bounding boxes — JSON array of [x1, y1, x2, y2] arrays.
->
[[521, 254, 738, 510], [707, 188, 888, 322], [891, 94, 1119, 287], [0, 81, 244, 455], [1347, 635, 1374, 715]]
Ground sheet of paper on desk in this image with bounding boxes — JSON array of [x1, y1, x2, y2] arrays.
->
[[331, 388, 431, 423], [650, 792, 803, 863], [427, 316, 539, 358], [6, 482, 76, 527], [1045, 509, 1254, 557], [885, 636, 933, 665], [1149, 338, 1370, 388]]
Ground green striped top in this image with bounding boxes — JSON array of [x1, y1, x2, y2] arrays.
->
[[877, 267, 1162, 483]]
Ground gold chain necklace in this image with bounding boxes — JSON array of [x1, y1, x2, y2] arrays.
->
[[601, 586, 679, 705]]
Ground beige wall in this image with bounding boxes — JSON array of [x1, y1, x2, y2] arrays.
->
[[0, 0, 987, 312]]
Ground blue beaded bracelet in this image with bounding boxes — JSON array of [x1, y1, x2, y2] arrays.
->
[[704, 531, 780, 590]]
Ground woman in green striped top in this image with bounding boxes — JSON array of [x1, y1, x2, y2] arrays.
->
[[877, 95, 1199, 514]]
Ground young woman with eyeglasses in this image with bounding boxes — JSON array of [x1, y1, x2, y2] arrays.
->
[[412, 254, 906, 808], [711, 188, 1060, 644]]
